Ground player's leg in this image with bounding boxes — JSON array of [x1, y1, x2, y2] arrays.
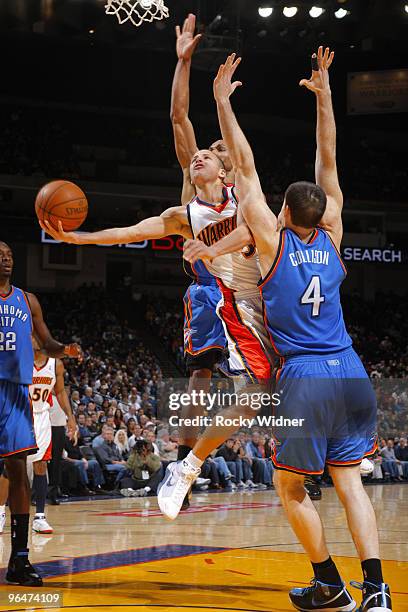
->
[[165, 283, 225, 510], [32, 460, 53, 534], [326, 350, 392, 611], [0, 466, 9, 533], [329, 465, 391, 610], [274, 468, 355, 611], [5, 453, 42, 586], [1, 381, 42, 585], [158, 386, 264, 519], [180, 283, 226, 459], [178, 366, 212, 460]]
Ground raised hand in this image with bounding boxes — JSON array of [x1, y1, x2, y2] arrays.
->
[[176, 13, 202, 61], [299, 46, 334, 95], [213, 53, 242, 102], [40, 219, 80, 245], [183, 239, 215, 264], [64, 343, 83, 362]]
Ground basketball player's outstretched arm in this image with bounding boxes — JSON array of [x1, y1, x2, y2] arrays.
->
[[27, 293, 82, 360], [54, 359, 77, 435], [40, 206, 192, 245], [300, 46, 343, 249], [171, 13, 201, 205], [214, 55, 279, 275]]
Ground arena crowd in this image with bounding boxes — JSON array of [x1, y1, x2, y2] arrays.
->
[[31, 286, 407, 499]]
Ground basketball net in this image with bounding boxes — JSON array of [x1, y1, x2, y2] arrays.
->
[[105, 0, 169, 27]]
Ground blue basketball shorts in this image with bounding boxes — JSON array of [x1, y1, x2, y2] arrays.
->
[[183, 282, 227, 371], [0, 380, 38, 457], [272, 348, 378, 475]]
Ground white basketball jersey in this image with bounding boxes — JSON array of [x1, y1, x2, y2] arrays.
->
[[187, 185, 261, 291], [30, 358, 56, 414]]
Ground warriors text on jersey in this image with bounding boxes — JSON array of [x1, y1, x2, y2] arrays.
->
[[0, 286, 33, 385], [187, 185, 260, 291], [30, 358, 56, 413], [260, 227, 352, 356]]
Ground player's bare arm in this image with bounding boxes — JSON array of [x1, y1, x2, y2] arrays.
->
[[171, 13, 201, 204], [54, 359, 77, 434], [300, 46, 343, 250], [27, 292, 82, 360], [214, 55, 279, 276], [40, 205, 192, 245], [183, 224, 253, 263]]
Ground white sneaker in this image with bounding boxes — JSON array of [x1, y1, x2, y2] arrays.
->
[[230, 482, 237, 491], [237, 481, 247, 488], [158, 460, 200, 521], [120, 488, 147, 497], [257, 483, 267, 490], [245, 480, 256, 488], [360, 458, 374, 476], [0, 512, 6, 534], [32, 514, 53, 534], [195, 477, 211, 486]]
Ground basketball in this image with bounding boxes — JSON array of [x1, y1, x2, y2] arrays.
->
[[35, 180, 88, 232]]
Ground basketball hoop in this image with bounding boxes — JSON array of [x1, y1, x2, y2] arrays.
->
[[105, 0, 169, 27]]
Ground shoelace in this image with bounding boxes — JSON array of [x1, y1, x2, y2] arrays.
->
[[350, 581, 364, 591]]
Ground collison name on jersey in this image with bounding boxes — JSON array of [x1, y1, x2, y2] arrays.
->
[[289, 248, 330, 267]]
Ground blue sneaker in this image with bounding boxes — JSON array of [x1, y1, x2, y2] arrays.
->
[[289, 578, 356, 610]]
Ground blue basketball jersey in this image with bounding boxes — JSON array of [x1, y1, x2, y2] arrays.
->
[[0, 286, 34, 385], [260, 228, 352, 357]]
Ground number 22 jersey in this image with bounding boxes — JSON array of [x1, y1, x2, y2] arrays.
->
[[259, 228, 352, 357], [0, 286, 34, 385]]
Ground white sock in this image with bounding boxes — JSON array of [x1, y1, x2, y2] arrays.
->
[[0, 504, 5, 514], [186, 451, 203, 470]]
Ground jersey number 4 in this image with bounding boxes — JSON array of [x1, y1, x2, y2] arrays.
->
[[0, 331, 16, 351], [301, 276, 325, 317]]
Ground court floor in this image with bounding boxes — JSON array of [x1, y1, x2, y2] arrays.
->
[[0, 485, 407, 612]]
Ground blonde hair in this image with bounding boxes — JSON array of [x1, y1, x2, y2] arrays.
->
[[114, 429, 129, 453]]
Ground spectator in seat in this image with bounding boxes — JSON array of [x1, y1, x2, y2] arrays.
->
[[216, 439, 247, 487], [119, 440, 162, 497], [114, 429, 130, 461], [70, 390, 80, 413], [395, 437, 408, 478], [128, 423, 144, 448], [81, 386, 94, 405], [246, 431, 273, 487], [64, 430, 105, 494], [143, 430, 159, 456], [77, 414, 93, 445], [124, 404, 139, 424], [156, 429, 178, 462], [114, 408, 126, 431], [92, 424, 109, 449], [94, 426, 128, 482], [379, 438, 402, 480]]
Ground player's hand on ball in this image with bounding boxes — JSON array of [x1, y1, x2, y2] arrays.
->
[[40, 219, 80, 245], [299, 46, 334, 95], [214, 53, 242, 102], [64, 343, 83, 362], [184, 239, 216, 263], [176, 13, 202, 60]]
